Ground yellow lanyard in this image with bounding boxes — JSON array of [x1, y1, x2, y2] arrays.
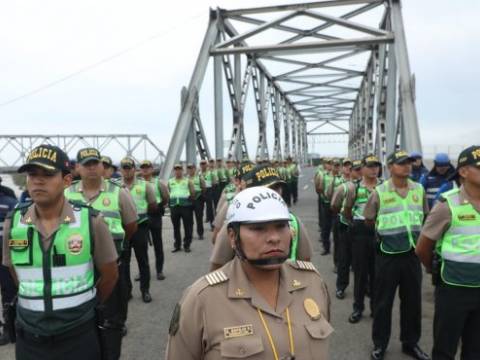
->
[[257, 307, 295, 360]]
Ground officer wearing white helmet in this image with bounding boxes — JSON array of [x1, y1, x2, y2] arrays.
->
[[166, 186, 333, 360]]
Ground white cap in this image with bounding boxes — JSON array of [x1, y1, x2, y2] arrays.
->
[[226, 186, 290, 225]]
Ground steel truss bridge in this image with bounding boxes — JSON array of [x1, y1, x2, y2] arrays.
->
[[0, 134, 165, 172], [160, 0, 421, 179]]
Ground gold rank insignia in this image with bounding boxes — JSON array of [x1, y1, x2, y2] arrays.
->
[[224, 324, 254, 339], [292, 279, 302, 287], [235, 288, 245, 296], [304, 298, 321, 320], [25, 217, 32, 224], [296, 261, 316, 271], [64, 216, 71, 223]]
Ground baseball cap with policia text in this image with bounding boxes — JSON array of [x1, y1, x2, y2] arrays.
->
[[18, 145, 70, 174], [76, 147, 101, 165], [386, 150, 416, 165]]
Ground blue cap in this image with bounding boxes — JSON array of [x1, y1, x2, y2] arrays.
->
[[434, 153, 450, 166], [410, 151, 422, 159]]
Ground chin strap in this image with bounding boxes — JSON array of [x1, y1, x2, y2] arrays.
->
[[232, 227, 287, 266]]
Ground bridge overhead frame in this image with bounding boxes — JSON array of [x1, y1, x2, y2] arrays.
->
[[161, 0, 421, 179], [0, 134, 165, 170]]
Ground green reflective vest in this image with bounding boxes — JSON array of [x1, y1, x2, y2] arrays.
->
[[9, 204, 96, 335], [224, 183, 237, 204], [129, 179, 148, 224], [376, 179, 425, 254], [190, 175, 202, 199], [148, 178, 162, 204], [227, 168, 236, 178], [322, 173, 334, 203], [436, 189, 480, 287], [65, 180, 125, 254], [203, 170, 213, 188], [217, 168, 228, 183], [289, 213, 300, 261], [352, 180, 379, 221], [168, 178, 192, 207], [338, 183, 350, 226]]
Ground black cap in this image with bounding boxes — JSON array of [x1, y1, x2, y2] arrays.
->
[[173, 163, 183, 169], [200, 159, 207, 164], [18, 144, 70, 174], [453, 146, 480, 178], [237, 162, 255, 179], [140, 160, 153, 168], [332, 158, 341, 165], [352, 160, 362, 169], [386, 150, 415, 165], [342, 158, 352, 165], [243, 164, 285, 188], [363, 154, 382, 167], [77, 147, 101, 165], [187, 163, 195, 169], [101, 156, 117, 170], [120, 157, 135, 169]]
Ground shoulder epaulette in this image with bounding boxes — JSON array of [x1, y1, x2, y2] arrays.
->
[[290, 260, 317, 271], [204, 270, 228, 286]]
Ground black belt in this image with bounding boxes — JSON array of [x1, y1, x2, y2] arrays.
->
[[17, 319, 95, 344]]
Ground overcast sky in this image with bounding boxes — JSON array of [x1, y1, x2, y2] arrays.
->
[[1, 0, 479, 162]]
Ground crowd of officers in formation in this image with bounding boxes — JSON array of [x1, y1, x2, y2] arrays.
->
[[314, 148, 480, 360], [0, 142, 478, 360]]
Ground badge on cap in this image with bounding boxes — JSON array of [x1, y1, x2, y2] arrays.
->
[[304, 298, 321, 320], [68, 234, 83, 255]]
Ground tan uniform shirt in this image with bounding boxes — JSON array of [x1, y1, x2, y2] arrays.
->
[[70, 179, 138, 225], [166, 257, 333, 360], [213, 203, 228, 229], [421, 186, 479, 241], [330, 183, 347, 213], [2, 199, 117, 267], [314, 172, 324, 195], [210, 217, 313, 266], [363, 179, 429, 221]]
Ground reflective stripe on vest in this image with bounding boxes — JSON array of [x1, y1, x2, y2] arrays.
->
[[376, 179, 425, 254], [65, 180, 125, 253], [10, 206, 96, 314], [289, 213, 300, 261], [168, 178, 191, 207], [190, 175, 202, 199], [130, 180, 148, 223], [438, 189, 480, 287]]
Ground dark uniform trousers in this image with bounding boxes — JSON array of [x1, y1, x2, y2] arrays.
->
[[335, 222, 352, 292], [317, 196, 324, 230], [332, 216, 341, 267], [212, 185, 220, 210], [170, 205, 193, 249], [204, 188, 215, 225], [284, 182, 292, 207], [372, 250, 422, 349], [124, 223, 151, 293], [0, 265, 16, 306], [149, 215, 164, 275], [16, 320, 100, 360], [321, 201, 333, 251], [290, 178, 298, 204], [98, 258, 129, 360], [351, 221, 375, 313], [432, 284, 480, 360], [192, 195, 205, 237]]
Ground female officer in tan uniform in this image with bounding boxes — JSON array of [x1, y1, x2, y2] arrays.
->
[[166, 186, 333, 360]]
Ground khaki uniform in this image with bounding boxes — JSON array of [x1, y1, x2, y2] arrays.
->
[[2, 200, 117, 267], [210, 219, 313, 266], [213, 202, 229, 230], [166, 257, 333, 360]]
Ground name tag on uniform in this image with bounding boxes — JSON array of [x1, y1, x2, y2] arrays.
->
[[9, 239, 29, 249], [458, 214, 476, 221], [224, 324, 254, 339]]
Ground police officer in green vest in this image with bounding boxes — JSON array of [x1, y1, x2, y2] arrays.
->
[[214, 159, 227, 208], [119, 157, 158, 303], [65, 148, 138, 359], [364, 150, 430, 360], [416, 145, 480, 360], [287, 157, 300, 205], [168, 164, 195, 253], [139, 160, 169, 280], [187, 164, 206, 240], [101, 156, 118, 180], [314, 157, 328, 232], [2, 145, 119, 360], [342, 155, 382, 323], [200, 160, 215, 231]]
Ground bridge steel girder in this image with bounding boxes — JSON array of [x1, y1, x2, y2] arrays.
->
[[0, 134, 165, 171], [162, 0, 421, 179]]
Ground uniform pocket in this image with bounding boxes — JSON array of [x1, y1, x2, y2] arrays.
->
[[305, 317, 334, 359], [220, 335, 264, 358]]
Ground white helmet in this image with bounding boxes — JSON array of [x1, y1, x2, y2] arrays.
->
[[226, 186, 290, 225]]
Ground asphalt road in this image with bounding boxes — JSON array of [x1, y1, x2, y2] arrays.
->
[[0, 167, 436, 359]]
